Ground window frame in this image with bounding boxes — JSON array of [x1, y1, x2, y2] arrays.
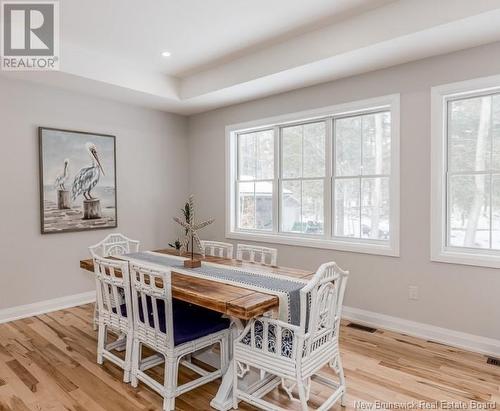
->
[[431, 74, 500, 268], [226, 94, 400, 257]]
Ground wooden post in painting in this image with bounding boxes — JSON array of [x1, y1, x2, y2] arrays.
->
[[83, 199, 102, 220], [57, 190, 71, 209]]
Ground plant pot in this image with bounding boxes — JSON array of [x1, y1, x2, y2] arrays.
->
[[184, 259, 201, 268]]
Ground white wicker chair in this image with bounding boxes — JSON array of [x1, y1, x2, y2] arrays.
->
[[233, 262, 349, 411], [236, 244, 277, 266], [89, 233, 140, 330], [200, 240, 234, 258], [89, 233, 140, 258], [93, 256, 134, 383], [129, 262, 231, 411]]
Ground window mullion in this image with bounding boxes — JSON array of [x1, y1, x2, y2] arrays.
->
[[448, 170, 494, 176], [360, 115, 364, 178], [301, 125, 304, 180], [274, 126, 280, 234], [324, 118, 332, 239], [334, 173, 390, 179], [445, 100, 451, 248], [281, 176, 334, 181], [300, 179, 303, 233], [359, 176, 362, 239], [359, 116, 364, 239], [489, 174, 493, 249], [253, 133, 257, 181], [253, 181, 256, 229], [235, 179, 239, 231], [445, 172, 451, 248], [489, 99, 494, 250], [331, 117, 336, 239]]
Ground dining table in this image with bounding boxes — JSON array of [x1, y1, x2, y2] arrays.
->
[[80, 248, 314, 411]]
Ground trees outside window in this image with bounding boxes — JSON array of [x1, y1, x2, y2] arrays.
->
[[447, 94, 500, 250]]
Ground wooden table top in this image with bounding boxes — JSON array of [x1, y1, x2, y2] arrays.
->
[[80, 249, 313, 320]]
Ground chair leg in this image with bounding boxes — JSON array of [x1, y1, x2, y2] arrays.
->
[[93, 303, 98, 331], [297, 378, 309, 411], [163, 397, 174, 411], [96, 323, 106, 364], [163, 357, 177, 411], [123, 334, 133, 383], [220, 336, 229, 374], [130, 339, 140, 388], [232, 359, 238, 410], [336, 354, 347, 407]]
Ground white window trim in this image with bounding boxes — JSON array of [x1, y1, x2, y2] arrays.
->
[[226, 94, 400, 257], [431, 74, 500, 268]]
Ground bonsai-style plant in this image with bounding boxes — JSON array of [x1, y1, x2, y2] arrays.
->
[[173, 195, 214, 267]]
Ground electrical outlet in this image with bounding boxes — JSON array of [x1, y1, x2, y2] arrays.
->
[[408, 286, 419, 300]]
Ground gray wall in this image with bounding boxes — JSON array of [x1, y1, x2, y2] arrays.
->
[[187, 42, 500, 340], [0, 76, 189, 310], [2, 42, 499, 341]]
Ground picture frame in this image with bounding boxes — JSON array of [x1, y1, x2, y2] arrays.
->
[[38, 127, 118, 234]]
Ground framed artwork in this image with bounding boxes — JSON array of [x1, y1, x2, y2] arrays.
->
[[39, 127, 117, 234]]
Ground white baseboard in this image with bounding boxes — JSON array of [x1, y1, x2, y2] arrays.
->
[[343, 305, 500, 357], [0, 291, 96, 324]]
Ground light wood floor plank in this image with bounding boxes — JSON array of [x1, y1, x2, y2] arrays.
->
[[0, 304, 498, 410]]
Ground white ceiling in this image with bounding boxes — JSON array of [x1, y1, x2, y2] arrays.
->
[[61, 0, 393, 76], [3, 0, 500, 114]]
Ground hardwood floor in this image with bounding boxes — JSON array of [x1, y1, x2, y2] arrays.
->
[[0, 304, 498, 410]]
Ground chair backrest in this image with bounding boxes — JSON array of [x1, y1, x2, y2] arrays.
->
[[93, 256, 133, 327], [236, 244, 277, 266], [89, 233, 140, 258], [200, 240, 234, 258], [129, 262, 175, 349], [299, 262, 348, 356]]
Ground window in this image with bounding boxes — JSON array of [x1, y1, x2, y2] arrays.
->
[[237, 130, 274, 230], [227, 95, 400, 256], [431, 75, 500, 267], [281, 122, 326, 234], [334, 111, 391, 241]]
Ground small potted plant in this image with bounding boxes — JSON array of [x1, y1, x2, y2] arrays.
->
[[168, 239, 182, 255]]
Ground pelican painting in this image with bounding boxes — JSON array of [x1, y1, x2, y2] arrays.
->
[[54, 159, 71, 210], [54, 159, 69, 191], [71, 143, 105, 201], [39, 127, 117, 234]]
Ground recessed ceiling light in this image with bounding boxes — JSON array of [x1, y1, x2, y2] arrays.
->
[[161, 51, 171, 57]]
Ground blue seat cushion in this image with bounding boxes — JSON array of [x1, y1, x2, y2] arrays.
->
[[113, 298, 229, 346]]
